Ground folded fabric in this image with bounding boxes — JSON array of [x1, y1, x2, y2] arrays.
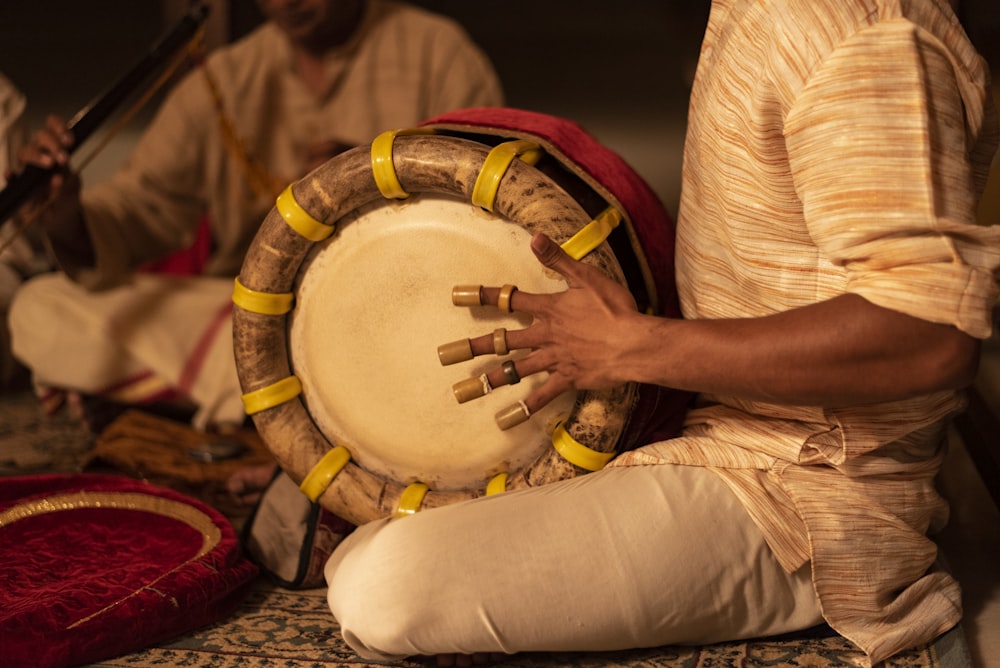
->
[[0, 473, 258, 668]]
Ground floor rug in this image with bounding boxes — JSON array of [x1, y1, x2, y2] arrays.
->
[[0, 392, 973, 668], [88, 578, 971, 668], [0, 391, 95, 474]]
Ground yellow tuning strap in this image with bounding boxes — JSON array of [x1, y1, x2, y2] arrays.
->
[[471, 140, 544, 212], [276, 185, 334, 242], [241, 376, 302, 415], [232, 277, 294, 315], [559, 206, 623, 260], [371, 128, 436, 200], [299, 446, 352, 502], [394, 482, 430, 518], [486, 472, 508, 496], [551, 422, 616, 472]]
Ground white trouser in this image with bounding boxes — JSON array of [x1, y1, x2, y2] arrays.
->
[[8, 272, 244, 430], [325, 463, 823, 661]]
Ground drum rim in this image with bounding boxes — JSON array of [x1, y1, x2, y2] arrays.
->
[[233, 133, 636, 526]]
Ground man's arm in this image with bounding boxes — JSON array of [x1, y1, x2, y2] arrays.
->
[[14, 114, 96, 269], [469, 234, 980, 414]]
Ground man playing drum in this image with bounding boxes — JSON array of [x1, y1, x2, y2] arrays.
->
[[323, 1, 999, 666], [7, 0, 502, 432]]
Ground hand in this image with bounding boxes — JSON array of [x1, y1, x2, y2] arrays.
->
[[18, 114, 74, 170], [447, 233, 646, 419], [14, 114, 83, 230]]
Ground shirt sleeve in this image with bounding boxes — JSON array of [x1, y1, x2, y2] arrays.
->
[[69, 72, 210, 289], [424, 23, 505, 113], [784, 18, 1000, 339]]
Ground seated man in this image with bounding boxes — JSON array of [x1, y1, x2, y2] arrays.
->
[[0, 71, 48, 391], [8, 0, 503, 432], [322, 1, 1000, 666]]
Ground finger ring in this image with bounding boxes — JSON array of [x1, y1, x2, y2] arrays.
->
[[492, 328, 509, 356], [452, 285, 484, 307], [437, 338, 474, 366], [497, 284, 518, 312], [495, 400, 531, 430], [501, 360, 520, 385]]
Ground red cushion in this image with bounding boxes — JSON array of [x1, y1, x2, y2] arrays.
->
[[138, 214, 213, 275], [0, 474, 257, 668]]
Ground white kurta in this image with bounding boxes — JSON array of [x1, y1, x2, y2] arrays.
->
[[9, 1, 504, 428]]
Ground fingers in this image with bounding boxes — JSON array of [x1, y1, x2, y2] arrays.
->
[[450, 283, 522, 312], [17, 114, 74, 170], [488, 366, 572, 431], [450, 279, 555, 318], [451, 355, 547, 402], [446, 341, 572, 431], [437, 325, 542, 366], [530, 232, 590, 286], [439, 233, 589, 430]]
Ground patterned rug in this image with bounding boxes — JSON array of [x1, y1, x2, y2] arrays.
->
[[0, 391, 974, 668], [88, 578, 970, 668], [0, 391, 95, 475]]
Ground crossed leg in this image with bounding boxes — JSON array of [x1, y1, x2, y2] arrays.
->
[[325, 463, 822, 662]]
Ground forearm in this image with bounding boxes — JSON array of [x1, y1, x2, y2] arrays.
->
[[618, 293, 980, 407]]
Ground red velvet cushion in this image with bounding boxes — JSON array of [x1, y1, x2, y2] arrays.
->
[[0, 474, 258, 668]]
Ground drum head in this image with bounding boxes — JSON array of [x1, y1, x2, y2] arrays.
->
[[291, 194, 576, 491]]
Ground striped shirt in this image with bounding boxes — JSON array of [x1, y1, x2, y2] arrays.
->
[[612, 0, 999, 663]]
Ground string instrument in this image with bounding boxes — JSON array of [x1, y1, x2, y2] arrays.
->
[[0, 2, 210, 226]]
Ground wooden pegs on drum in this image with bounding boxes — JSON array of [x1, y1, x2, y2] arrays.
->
[[233, 108, 685, 527]]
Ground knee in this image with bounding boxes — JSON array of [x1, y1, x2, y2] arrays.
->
[[9, 274, 66, 324], [8, 274, 67, 358], [325, 520, 439, 659]]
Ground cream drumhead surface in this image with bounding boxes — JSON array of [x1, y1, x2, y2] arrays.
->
[[290, 194, 577, 492]]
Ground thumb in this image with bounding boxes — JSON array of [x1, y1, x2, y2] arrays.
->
[[530, 233, 577, 274]]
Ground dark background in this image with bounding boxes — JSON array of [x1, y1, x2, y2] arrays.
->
[[0, 0, 996, 217]]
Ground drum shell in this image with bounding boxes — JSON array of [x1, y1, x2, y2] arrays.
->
[[235, 133, 654, 525]]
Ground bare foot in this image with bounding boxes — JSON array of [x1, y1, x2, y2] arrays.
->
[[36, 385, 68, 416], [35, 386, 125, 433], [226, 462, 279, 506]]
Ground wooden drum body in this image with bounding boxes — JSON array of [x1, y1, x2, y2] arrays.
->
[[233, 109, 684, 526]]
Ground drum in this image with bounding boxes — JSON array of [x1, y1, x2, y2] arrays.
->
[[233, 108, 686, 526]]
